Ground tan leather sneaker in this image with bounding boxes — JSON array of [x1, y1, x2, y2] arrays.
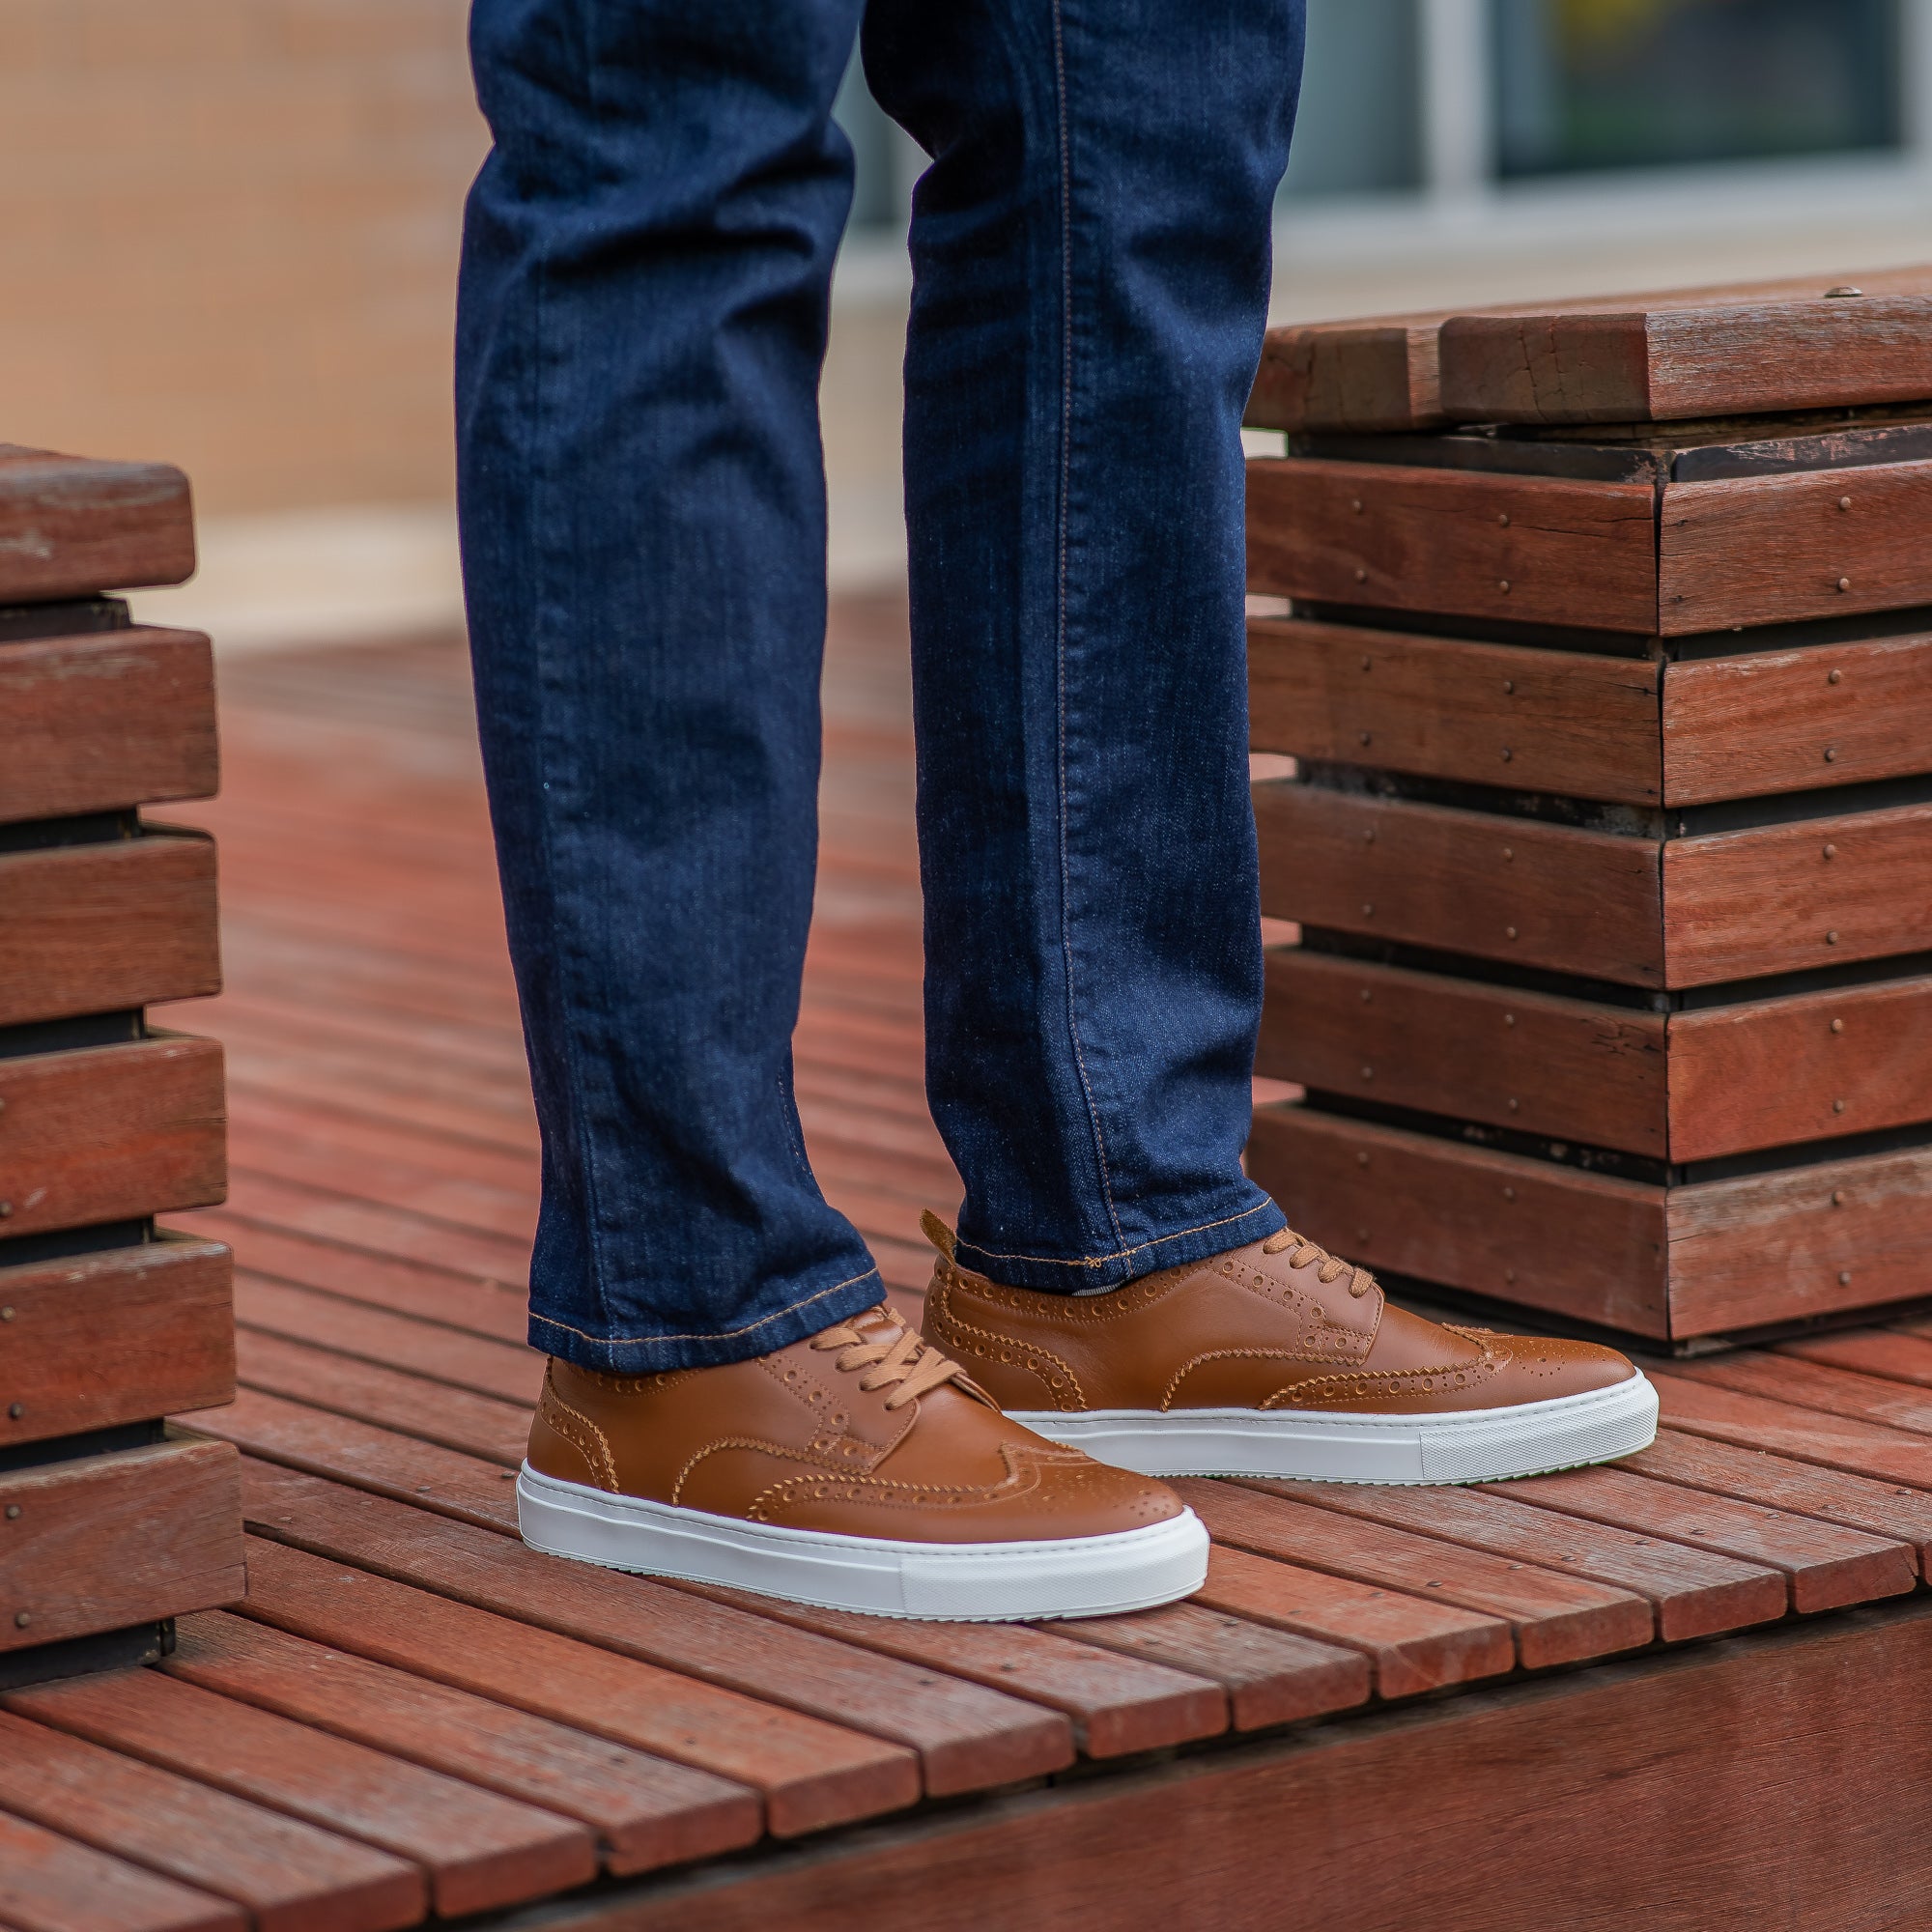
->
[[921, 1216, 1657, 1486], [516, 1304, 1207, 1620]]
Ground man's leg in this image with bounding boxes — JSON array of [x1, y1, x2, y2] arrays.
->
[[455, 0, 1206, 1617], [876, 2, 1657, 1483], [866, 0, 1302, 1289], [458, 0, 881, 1371]]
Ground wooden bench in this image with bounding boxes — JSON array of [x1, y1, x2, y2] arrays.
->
[[1242, 274, 1932, 1345], [0, 445, 243, 1688]]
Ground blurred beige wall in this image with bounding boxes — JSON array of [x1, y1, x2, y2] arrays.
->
[[0, 0, 484, 515]]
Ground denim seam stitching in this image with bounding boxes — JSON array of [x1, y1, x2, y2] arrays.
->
[[1050, 0, 1124, 1254], [527, 1263, 881, 1349], [959, 1196, 1279, 1269]]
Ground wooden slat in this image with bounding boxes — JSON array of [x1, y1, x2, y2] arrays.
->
[[1666, 976, 1932, 1162], [0, 835, 219, 1029], [1661, 461, 1932, 635], [1669, 1353, 1932, 1438], [1249, 617, 1662, 803], [5, 1670, 595, 1918], [1662, 632, 1932, 804], [1664, 804, 1932, 984], [233, 1329, 531, 1465], [1651, 1369, 1932, 1490], [0, 448, 196, 603], [1253, 782, 1664, 984], [1259, 949, 1668, 1156], [1187, 1543, 1515, 1699], [0, 1238, 233, 1447], [0, 1034, 226, 1237], [1790, 1326, 1932, 1388], [1245, 1102, 1670, 1338], [1629, 1428, 1932, 1575], [678, 1586, 1234, 1758], [1287, 1483, 1786, 1642], [0, 1708, 424, 1932], [1664, 1144, 1932, 1335], [1177, 1479, 1652, 1668], [234, 1534, 918, 1839], [0, 1441, 243, 1653], [164, 1612, 760, 1878], [1491, 1464, 1916, 1614], [1246, 459, 1658, 632], [180, 1386, 524, 1533], [234, 1272, 543, 1404], [237, 1460, 1077, 1799], [1437, 286, 1932, 425], [0, 630, 216, 825], [1246, 312, 1450, 433], [0, 1808, 241, 1932], [1053, 1599, 1372, 1730]]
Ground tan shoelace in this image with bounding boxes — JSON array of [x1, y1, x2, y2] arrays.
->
[[810, 1309, 965, 1409], [1262, 1226, 1376, 1298]]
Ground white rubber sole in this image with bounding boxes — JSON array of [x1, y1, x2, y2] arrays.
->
[[516, 1463, 1209, 1621], [1008, 1371, 1659, 1485]]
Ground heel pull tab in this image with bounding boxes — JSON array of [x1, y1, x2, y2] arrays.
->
[[919, 1209, 957, 1260]]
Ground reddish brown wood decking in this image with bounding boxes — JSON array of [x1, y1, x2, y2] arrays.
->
[[4, 599, 1929, 1928]]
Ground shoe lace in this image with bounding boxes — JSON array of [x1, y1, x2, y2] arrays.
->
[[809, 1309, 965, 1410], [1262, 1226, 1376, 1299]]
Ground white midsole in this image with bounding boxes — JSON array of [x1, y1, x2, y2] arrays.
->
[[1008, 1372, 1659, 1484], [516, 1464, 1208, 1621]]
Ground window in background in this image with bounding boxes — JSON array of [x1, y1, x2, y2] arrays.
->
[[835, 52, 906, 233], [1280, 0, 1424, 198], [1494, 0, 1903, 178]]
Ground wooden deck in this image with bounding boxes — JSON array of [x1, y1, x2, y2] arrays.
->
[[5, 596, 1932, 1930]]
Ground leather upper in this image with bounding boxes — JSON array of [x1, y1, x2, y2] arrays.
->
[[526, 1306, 1185, 1544], [923, 1228, 1639, 1416]]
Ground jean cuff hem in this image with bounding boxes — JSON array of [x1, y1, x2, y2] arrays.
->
[[528, 1264, 886, 1374], [952, 1191, 1287, 1293]]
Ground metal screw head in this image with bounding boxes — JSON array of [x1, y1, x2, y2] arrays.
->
[[0, 1204, 11, 1220], [1503, 679, 1516, 695], [13, 1611, 27, 1630], [1832, 1189, 1846, 1207], [1831, 1017, 1844, 1034], [1838, 1269, 1854, 1285], [1836, 577, 1852, 591], [1362, 827, 1377, 844], [1824, 285, 1863, 297], [1356, 1151, 1370, 1167], [1498, 512, 1511, 526], [1833, 1098, 1847, 1114], [0, 1308, 12, 1322], [1823, 843, 1837, 860], [1500, 748, 1514, 763], [6, 1405, 20, 1421], [1505, 924, 1520, 940], [1361, 902, 1375, 918], [1825, 929, 1839, 945], [1359, 1065, 1375, 1081], [1503, 1012, 1517, 1027], [3, 1505, 17, 1520], [1359, 987, 1373, 1004], [1828, 668, 1843, 684], [1358, 730, 1372, 747], [1504, 1268, 1517, 1285], [1353, 567, 1368, 583], [1497, 579, 1511, 593], [1507, 1097, 1520, 1113], [1502, 1186, 1517, 1202], [1838, 496, 1853, 511], [1823, 747, 1837, 762], [1350, 497, 1363, 513], [1360, 656, 1372, 671]]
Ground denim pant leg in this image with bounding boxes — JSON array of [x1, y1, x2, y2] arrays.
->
[[865, 0, 1305, 1291], [458, 0, 884, 1371]]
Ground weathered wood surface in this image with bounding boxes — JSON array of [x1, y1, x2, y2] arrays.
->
[[1663, 804, 1932, 985], [0, 1440, 244, 1653], [1661, 462, 1932, 634], [0, 629, 216, 824], [0, 446, 196, 603], [1248, 617, 1662, 803], [0, 833, 219, 1027], [1253, 782, 1664, 983], [0, 1238, 234, 1447], [1257, 949, 1668, 1155], [1245, 268, 1932, 432], [567, 1605, 1932, 1932], [34, 613, 1909, 1929], [0, 1707, 425, 1932], [0, 1033, 226, 1236], [0, 1803, 243, 1932], [1662, 631, 1932, 804], [1245, 460, 1658, 632]]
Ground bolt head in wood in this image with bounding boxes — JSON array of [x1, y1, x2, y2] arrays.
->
[[1503, 1012, 1517, 1027], [1507, 1097, 1520, 1112], [1828, 668, 1843, 683], [1505, 924, 1519, 940], [1823, 843, 1837, 859], [1358, 730, 1372, 747], [1502, 1186, 1517, 1202], [1353, 567, 1368, 582], [0, 1308, 12, 1322], [1360, 656, 1372, 671], [1836, 577, 1852, 591], [6, 1404, 19, 1421], [1361, 902, 1375, 917], [1498, 512, 1511, 526], [1350, 497, 1363, 513], [1356, 1151, 1370, 1166], [1833, 1098, 1847, 1113], [1832, 1190, 1845, 1207], [2, 1506, 17, 1520], [1823, 747, 1836, 762], [13, 1611, 27, 1630], [1497, 580, 1511, 593], [1825, 929, 1839, 944], [1824, 286, 1863, 297], [1838, 1269, 1854, 1285], [1831, 1017, 1844, 1034], [1359, 987, 1373, 1003], [1359, 1065, 1374, 1080], [1838, 497, 1853, 511], [1503, 679, 1515, 695]]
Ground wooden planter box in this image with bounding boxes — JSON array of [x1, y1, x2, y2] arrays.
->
[[1242, 276, 1932, 1345], [0, 445, 243, 1687]]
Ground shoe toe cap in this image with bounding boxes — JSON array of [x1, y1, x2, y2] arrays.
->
[[1492, 1334, 1641, 1400]]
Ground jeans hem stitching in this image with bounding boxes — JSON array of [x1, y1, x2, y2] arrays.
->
[[957, 1196, 1281, 1270], [527, 1264, 881, 1350]]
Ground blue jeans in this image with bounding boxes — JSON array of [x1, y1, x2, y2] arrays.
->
[[458, 0, 1303, 1373]]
